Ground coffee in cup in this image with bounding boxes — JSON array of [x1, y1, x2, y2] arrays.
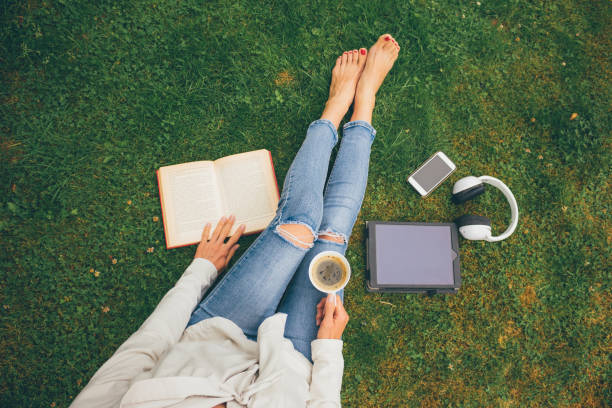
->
[[309, 251, 351, 293]]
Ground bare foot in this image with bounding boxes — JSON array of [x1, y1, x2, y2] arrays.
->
[[351, 34, 400, 124], [320, 48, 368, 128]]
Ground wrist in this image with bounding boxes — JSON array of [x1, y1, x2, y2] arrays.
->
[[316, 328, 342, 340]]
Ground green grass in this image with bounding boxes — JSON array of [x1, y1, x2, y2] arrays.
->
[[1, 0, 610, 406]]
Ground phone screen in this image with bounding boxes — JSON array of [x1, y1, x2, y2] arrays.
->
[[412, 155, 454, 192]]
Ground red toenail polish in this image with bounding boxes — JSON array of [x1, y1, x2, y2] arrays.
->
[[385, 36, 390, 40], [360, 49, 366, 55]]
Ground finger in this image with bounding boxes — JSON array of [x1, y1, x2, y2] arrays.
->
[[317, 296, 327, 309], [225, 222, 245, 248], [200, 222, 211, 242], [331, 294, 341, 317], [335, 295, 346, 311], [321, 293, 336, 325], [316, 308, 324, 325], [316, 298, 326, 314], [219, 215, 235, 242], [225, 244, 239, 266], [210, 216, 227, 242], [315, 297, 327, 325], [335, 296, 349, 321]]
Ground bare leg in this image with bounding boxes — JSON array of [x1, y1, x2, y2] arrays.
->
[[278, 47, 368, 246], [351, 34, 400, 124], [320, 48, 368, 129]]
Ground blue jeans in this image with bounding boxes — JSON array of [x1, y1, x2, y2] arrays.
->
[[187, 119, 376, 361]]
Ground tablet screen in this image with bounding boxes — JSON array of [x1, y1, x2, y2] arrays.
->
[[374, 223, 455, 286]]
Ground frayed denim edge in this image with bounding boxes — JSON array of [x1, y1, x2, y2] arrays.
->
[[274, 221, 317, 250], [317, 229, 347, 245]]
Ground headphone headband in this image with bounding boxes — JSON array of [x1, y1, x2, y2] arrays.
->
[[477, 176, 519, 242]]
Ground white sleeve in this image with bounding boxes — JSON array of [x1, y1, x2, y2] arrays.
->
[[70, 258, 218, 408], [307, 339, 344, 407]]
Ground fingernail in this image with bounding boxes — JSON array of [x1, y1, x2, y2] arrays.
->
[[327, 293, 334, 300], [360, 49, 366, 55]]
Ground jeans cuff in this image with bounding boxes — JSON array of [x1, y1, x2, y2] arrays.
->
[[309, 119, 339, 144], [343, 120, 376, 139]]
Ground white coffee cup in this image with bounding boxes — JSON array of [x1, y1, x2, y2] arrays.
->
[[308, 251, 351, 304]]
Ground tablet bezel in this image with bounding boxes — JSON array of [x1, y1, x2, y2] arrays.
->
[[366, 221, 461, 293]]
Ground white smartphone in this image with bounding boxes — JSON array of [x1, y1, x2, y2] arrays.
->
[[407, 151, 456, 197]]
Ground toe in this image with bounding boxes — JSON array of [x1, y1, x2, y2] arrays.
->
[[382, 40, 394, 51], [342, 51, 349, 65], [379, 33, 392, 44], [351, 49, 358, 63], [358, 47, 367, 65], [333, 55, 342, 73]]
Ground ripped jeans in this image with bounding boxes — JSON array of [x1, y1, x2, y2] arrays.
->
[[187, 119, 375, 361]]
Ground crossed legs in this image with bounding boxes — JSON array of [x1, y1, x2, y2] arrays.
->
[[277, 120, 376, 360], [187, 35, 400, 360]]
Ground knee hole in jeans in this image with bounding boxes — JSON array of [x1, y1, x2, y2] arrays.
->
[[276, 224, 315, 249], [317, 230, 347, 245]]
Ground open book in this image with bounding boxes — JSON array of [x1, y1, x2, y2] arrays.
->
[[157, 149, 280, 249]]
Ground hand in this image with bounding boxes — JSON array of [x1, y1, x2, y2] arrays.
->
[[194, 215, 245, 272], [315, 293, 349, 340]]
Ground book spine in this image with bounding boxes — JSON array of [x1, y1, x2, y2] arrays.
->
[[156, 169, 173, 249], [268, 150, 280, 199]]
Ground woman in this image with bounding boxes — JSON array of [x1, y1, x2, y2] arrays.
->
[[71, 34, 399, 408]]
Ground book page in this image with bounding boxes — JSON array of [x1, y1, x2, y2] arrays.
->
[[214, 150, 279, 234], [159, 161, 223, 247]]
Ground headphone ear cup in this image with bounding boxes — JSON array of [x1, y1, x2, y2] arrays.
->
[[454, 214, 491, 228], [452, 183, 485, 204], [454, 214, 492, 241]]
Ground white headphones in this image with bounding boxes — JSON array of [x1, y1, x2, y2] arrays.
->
[[452, 176, 519, 242]]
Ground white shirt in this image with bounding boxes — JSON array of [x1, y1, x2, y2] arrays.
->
[[70, 258, 344, 407]]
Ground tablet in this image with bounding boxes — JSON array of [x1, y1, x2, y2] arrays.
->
[[366, 221, 461, 294]]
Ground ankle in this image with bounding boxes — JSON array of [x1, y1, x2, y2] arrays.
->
[[320, 101, 344, 129], [350, 95, 375, 123], [349, 112, 372, 124]]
